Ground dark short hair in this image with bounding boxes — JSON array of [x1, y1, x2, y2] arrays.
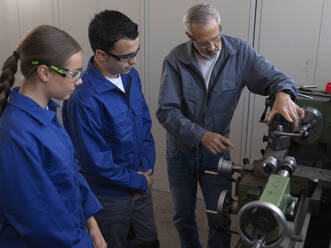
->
[[88, 10, 138, 54]]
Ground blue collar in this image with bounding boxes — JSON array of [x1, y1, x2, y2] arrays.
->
[[9, 87, 59, 126], [85, 56, 130, 94]]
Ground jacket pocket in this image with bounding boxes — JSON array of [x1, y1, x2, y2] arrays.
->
[[105, 109, 132, 139], [45, 159, 75, 195], [182, 86, 203, 119], [211, 79, 242, 114], [212, 78, 240, 92]]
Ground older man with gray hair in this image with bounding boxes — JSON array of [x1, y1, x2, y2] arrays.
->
[[156, 3, 304, 248]]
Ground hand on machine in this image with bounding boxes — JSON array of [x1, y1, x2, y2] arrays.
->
[[204, 89, 331, 248]]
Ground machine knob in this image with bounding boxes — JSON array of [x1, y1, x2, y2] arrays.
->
[[260, 156, 278, 176], [276, 156, 296, 177]]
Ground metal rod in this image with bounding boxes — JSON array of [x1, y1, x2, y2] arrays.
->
[[204, 170, 218, 175], [301, 85, 318, 88], [206, 209, 218, 215], [273, 131, 302, 137], [298, 93, 314, 99]]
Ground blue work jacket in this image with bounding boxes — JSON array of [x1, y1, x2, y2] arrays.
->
[[0, 88, 103, 248], [63, 57, 156, 197]]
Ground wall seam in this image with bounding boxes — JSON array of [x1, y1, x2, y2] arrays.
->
[[51, 0, 61, 27], [240, 0, 258, 163], [244, 0, 261, 161], [143, 0, 150, 104], [248, 0, 263, 159], [313, 0, 325, 85], [16, 0, 22, 37]]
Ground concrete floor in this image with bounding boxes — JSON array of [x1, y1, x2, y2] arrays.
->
[[152, 189, 240, 248]]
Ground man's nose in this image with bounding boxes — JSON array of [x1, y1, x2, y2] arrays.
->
[[207, 42, 216, 51]]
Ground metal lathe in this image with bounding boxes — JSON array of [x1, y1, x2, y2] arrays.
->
[[207, 86, 331, 248]]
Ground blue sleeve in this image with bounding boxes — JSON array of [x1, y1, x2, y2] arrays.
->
[[0, 137, 80, 247], [241, 41, 298, 99], [63, 98, 148, 193], [77, 172, 103, 219], [137, 76, 156, 173]]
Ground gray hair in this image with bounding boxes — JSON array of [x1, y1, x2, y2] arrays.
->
[[183, 3, 221, 35]]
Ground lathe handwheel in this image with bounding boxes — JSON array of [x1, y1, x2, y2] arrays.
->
[[237, 201, 287, 247]]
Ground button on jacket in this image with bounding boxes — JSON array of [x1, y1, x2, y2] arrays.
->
[[63, 57, 156, 197], [0, 88, 103, 248], [156, 34, 298, 155]]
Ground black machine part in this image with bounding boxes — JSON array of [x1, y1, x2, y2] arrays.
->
[[266, 107, 323, 151], [293, 107, 323, 145]]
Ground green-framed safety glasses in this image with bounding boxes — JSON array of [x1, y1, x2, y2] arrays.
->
[[32, 60, 82, 82]]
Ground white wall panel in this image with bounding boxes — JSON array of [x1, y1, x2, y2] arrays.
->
[[17, 0, 54, 34], [258, 0, 323, 83], [2, 0, 21, 53], [96, 0, 142, 23], [1, 0, 57, 88], [0, 1, 10, 63], [249, 0, 324, 161], [315, 0, 331, 87], [58, 0, 97, 67]]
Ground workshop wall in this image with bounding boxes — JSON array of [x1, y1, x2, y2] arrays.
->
[[0, 0, 330, 191]]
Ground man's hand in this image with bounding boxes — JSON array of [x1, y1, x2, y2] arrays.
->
[[266, 91, 305, 129], [86, 217, 107, 248], [201, 131, 234, 155], [132, 193, 141, 201], [138, 169, 153, 193]]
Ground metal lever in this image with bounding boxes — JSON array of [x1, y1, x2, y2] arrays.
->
[[300, 85, 318, 88], [298, 93, 313, 99], [273, 131, 302, 137]]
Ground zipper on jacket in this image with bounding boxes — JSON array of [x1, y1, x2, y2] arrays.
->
[[200, 54, 231, 123]]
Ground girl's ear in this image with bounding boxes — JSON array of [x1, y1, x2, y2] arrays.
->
[[36, 65, 51, 82]]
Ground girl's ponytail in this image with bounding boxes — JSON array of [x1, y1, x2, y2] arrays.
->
[[0, 52, 19, 114]]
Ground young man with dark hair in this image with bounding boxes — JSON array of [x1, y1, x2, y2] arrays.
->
[[63, 10, 159, 248]]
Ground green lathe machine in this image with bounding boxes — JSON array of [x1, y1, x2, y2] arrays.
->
[[206, 86, 331, 248]]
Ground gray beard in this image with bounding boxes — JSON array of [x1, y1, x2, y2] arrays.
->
[[198, 48, 221, 61]]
